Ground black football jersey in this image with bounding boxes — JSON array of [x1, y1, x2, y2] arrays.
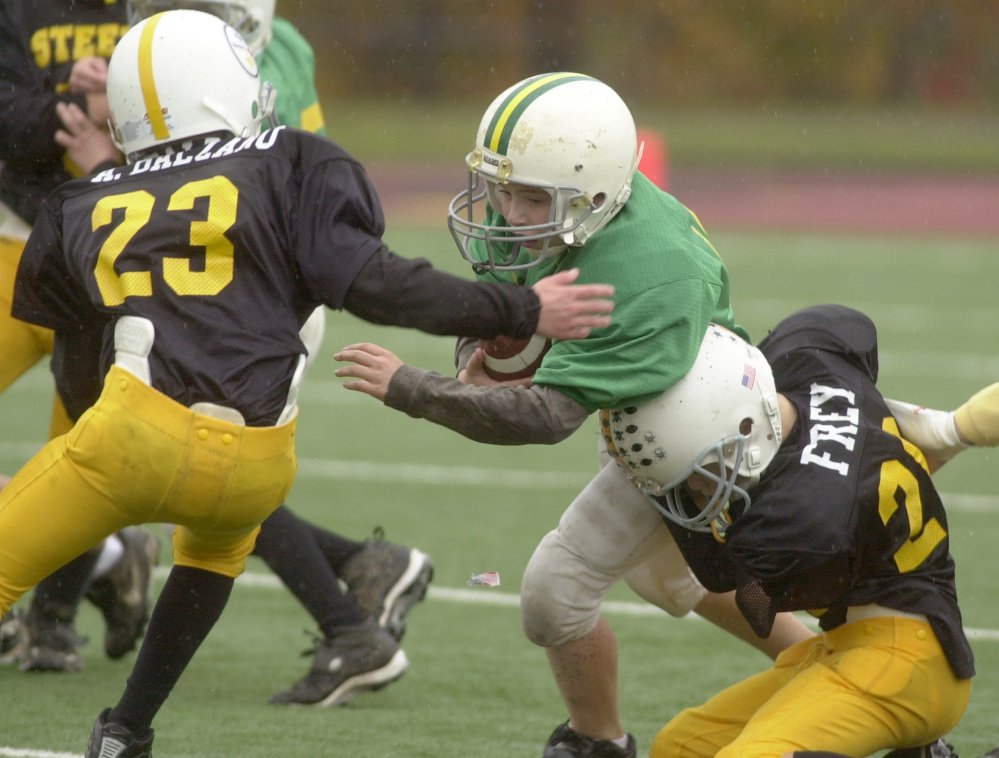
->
[[665, 305, 974, 679], [16, 127, 380, 424]]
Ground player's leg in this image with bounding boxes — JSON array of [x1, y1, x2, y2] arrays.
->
[[252, 505, 408, 706], [22, 390, 160, 669], [268, 517, 432, 641], [88, 564, 232, 756], [88, 376, 297, 754], [0, 234, 53, 394], [522, 459, 675, 756], [651, 635, 811, 758], [0, 433, 133, 617], [656, 617, 970, 758], [21, 548, 101, 672], [0, 433, 137, 678]]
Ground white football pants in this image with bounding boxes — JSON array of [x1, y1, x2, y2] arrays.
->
[[520, 441, 707, 648]]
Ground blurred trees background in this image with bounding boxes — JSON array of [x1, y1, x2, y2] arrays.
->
[[282, 0, 997, 108]]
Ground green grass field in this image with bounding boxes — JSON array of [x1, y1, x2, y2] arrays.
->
[[1, 225, 997, 757]]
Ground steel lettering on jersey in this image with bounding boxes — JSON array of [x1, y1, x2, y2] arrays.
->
[[800, 382, 859, 476], [30, 23, 129, 69]]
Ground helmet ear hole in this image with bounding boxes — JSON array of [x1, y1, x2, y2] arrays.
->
[[739, 417, 754, 435]]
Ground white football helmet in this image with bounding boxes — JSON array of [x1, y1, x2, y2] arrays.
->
[[108, 9, 271, 162], [599, 325, 783, 535], [126, 0, 275, 54], [448, 72, 640, 272]]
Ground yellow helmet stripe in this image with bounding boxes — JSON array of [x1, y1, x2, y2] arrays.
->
[[138, 13, 169, 141], [485, 72, 592, 154]]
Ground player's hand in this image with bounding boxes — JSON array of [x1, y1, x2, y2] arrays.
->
[[532, 268, 613, 340], [334, 342, 404, 401], [0, 473, 9, 492], [69, 56, 109, 94], [55, 102, 121, 173], [84, 92, 111, 127], [458, 347, 532, 388]]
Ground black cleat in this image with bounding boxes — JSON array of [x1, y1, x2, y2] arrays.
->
[[340, 530, 432, 641], [0, 608, 27, 665], [542, 720, 637, 758], [269, 618, 408, 707], [87, 527, 160, 659], [85, 708, 154, 758], [884, 739, 959, 757], [20, 601, 84, 672]]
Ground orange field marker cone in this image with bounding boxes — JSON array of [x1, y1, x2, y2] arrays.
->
[[636, 127, 668, 190]]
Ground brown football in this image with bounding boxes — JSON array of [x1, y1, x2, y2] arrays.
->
[[480, 334, 552, 381]]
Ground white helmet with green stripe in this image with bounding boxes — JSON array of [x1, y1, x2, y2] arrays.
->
[[448, 72, 639, 272]]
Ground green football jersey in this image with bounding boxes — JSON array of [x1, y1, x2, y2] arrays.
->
[[470, 172, 747, 412], [258, 17, 326, 135]]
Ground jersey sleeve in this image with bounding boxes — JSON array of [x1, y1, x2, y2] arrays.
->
[[292, 154, 388, 309], [11, 197, 91, 332], [344, 247, 540, 338]]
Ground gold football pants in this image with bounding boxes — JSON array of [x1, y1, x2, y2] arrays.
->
[[651, 615, 971, 758], [0, 365, 297, 613], [1, 235, 71, 438]]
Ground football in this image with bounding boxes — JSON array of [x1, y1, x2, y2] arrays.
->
[[480, 334, 552, 381]]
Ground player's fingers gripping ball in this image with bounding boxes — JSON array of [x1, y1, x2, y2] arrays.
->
[[480, 334, 552, 381]]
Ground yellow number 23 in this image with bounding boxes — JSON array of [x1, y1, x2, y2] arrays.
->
[[91, 176, 238, 306]]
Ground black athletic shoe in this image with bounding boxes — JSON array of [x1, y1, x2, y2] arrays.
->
[[269, 618, 409, 707], [0, 608, 26, 665], [20, 602, 85, 672], [884, 739, 959, 757], [542, 721, 637, 758], [86, 527, 160, 659], [340, 529, 432, 641], [85, 708, 154, 758]]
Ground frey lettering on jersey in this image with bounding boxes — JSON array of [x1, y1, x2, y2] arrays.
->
[[89, 127, 287, 184], [30, 24, 129, 70], [800, 382, 859, 476]]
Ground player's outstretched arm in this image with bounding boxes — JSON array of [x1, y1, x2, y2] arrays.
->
[[886, 381, 999, 472], [531, 268, 613, 340]]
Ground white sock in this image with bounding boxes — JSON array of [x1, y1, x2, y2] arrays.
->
[[92, 535, 125, 579]]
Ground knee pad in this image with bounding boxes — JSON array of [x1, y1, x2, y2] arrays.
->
[[521, 530, 606, 647]]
